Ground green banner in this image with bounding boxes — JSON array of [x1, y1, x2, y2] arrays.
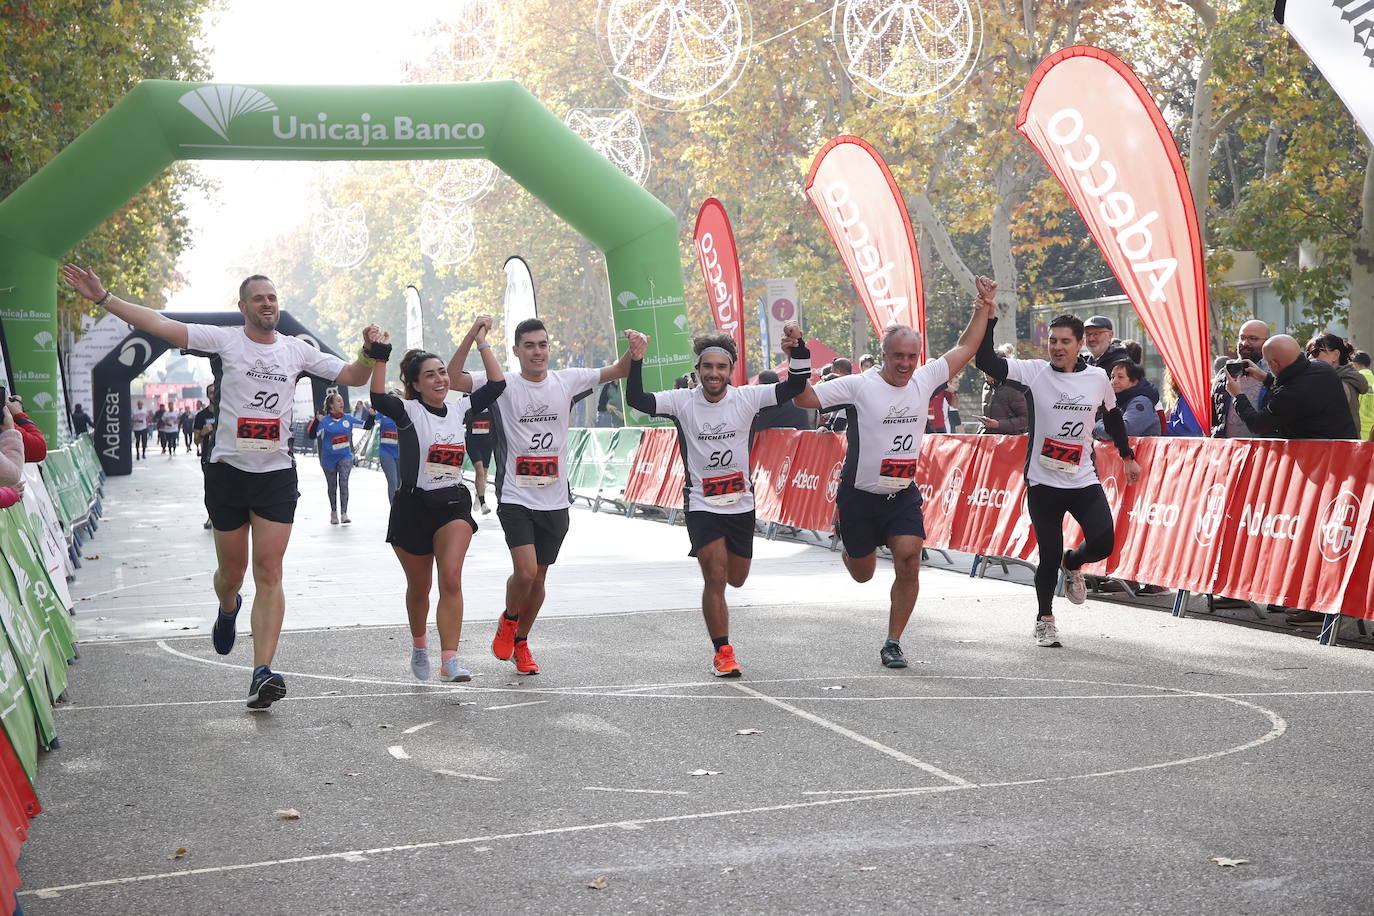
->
[[0, 533, 58, 749], [0, 80, 691, 443], [0, 515, 74, 692]]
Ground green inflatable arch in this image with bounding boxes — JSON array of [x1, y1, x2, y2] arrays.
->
[[0, 80, 691, 442]]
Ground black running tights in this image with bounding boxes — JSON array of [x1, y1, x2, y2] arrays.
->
[[1026, 483, 1115, 618]]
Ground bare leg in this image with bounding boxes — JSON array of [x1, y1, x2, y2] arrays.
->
[[432, 519, 475, 652], [392, 545, 434, 639], [211, 523, 249, 613], [885, 535, 924, 640], [246, 514, 293, 668]]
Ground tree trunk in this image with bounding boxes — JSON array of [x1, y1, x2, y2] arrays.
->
[[989, 158, 1021, 347], [1348, 147, 1374, 354]]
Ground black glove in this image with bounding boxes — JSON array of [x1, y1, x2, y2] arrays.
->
[[365, 339, 393, 362]]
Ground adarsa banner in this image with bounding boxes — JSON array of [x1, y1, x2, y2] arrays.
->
[[621, 431, 1374, 618], [805, 136, 925, 358], [693, 199, 748, 386], [1016, 47, 1211, 428]]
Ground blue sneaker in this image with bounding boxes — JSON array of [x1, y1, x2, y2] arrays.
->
[[212, 594, 241, 655], [247, 666, 286, 709], [411, 647, 431, 681], [440, 657, 472, 682]]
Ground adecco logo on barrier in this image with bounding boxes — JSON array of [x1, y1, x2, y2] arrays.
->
[[1318, 489, 1362, 562], [825, 461, 843, 502], [941, 466, 964, 509], [1193, 483, 1227, 547]]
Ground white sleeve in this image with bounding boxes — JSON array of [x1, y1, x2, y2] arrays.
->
[[469, 370, 489, 393], [1102, 374, 1116, 411], [185, 324, 233, 353], [1004, 358, 1044, 387], [654, 387, 688, 418], [569, 367, 603, 395], [745, 383, 779, 412], [915, 356, 951, 389], [293, 337, 348, 380], [814, 375, 860, 410]]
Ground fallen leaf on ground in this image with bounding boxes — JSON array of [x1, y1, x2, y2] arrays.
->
[[171, 847, 188, 859], [721, 867, 735, 874], [84, 555, 99, 560], [475, 846, 492, 852], [689, 769, 722, 776], [274, 809, 302, 820], [1211, 857, 1249, 867], [821, 685, 845, 691], [858, 866, 877, 872], [378, 724, 393, 729], [587, 876, 609, 890], [735, 729, 762, 736], [321, 690, 340, 696], [345, 772, 361, 777]]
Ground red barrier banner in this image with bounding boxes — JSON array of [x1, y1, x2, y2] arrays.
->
[[1017, 46, 1211, 428], [623, 428, 678, 506], [1211, 440, 1374, 612], [804, 136, 925, 357], [694, 198, 748, 386], [654, 436, 687, 510], [777, 431, 845, 534], [914, 435, 975, 549], [750, 429, 801, 524]]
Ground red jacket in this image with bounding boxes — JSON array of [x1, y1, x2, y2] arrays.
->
[[11, 412, 47, 463]]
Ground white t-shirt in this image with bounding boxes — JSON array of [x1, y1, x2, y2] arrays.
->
[[397, 397, 477, 491], [651, 384, 778, 514], [470, 368, 601, 511], [814, 360, 950, 495], [186, 324, 346, 472], [131, 408, 149, 432], [1004, 358, 1115, 489]]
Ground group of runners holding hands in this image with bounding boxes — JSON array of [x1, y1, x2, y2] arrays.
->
[[60, 264, 1141, 708]]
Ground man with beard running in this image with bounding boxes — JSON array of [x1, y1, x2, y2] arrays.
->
[[624, 328, 808, 676], [63, 264, 382, 708], [792, 282, 994, 668], [974, 284, 1142, 649], [451, 319, 637, 675]]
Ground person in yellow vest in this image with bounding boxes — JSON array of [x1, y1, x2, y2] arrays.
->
[[1355, 351, 1374, 440]]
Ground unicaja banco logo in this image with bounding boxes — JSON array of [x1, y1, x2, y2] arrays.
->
[[179, 86, 278, 142]]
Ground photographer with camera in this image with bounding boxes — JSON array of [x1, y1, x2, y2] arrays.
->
[[1225, 335, 1355, 440], [1211, 320, 1272, 437]]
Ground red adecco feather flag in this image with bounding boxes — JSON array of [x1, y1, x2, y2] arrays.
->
[[692, 198, 748, 386], [805, 136, 925, 362], [1016, 46, 1211, 426]]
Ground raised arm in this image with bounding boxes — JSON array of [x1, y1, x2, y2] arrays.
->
[[779, 323, 822, 410], [62, 264, 188, 349], [622, 330, 657, 415], [447, 315, 491, 393], [772, 339, 811, 405], [598, 336, 635, 384], [942, 275, 997, 377], [332, 324, 387, 387], [468, 316, 507, 412]]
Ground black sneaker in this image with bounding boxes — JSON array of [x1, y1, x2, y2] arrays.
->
[[880, 642, 908, 669], [247, 667, 286, 709], [212, 594, 241, 655]]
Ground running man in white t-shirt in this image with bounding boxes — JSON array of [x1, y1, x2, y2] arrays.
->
[[451, 318, 639, 675], [624, 329, 810, 677], [130, 400, 150, 460], [63, 264, 382, 709], [973, 302, 1142, 649], [792, 286, 995, 669]]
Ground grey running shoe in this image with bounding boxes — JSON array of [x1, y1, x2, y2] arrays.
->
[[1062, 565, 1087, 605], [1034, 616, 1062, 648], [411, 647, 431, 681], [440, 657, 473, 682], [879, 642, 908, 668]]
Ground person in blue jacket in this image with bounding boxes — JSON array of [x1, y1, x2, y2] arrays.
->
[[375, 388, 402, 503], [307, 393, 369, 524]]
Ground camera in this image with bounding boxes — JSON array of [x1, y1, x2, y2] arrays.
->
[[1225, 360, 1248, 378]]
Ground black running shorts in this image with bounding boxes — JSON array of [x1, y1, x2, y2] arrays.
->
[[497, 503, 570, 567], [203, 462, 299, 530], [387, 486, 477, 556], [465, 436, 493, 467], [686, 510, 755, 559], [835, 484, 926, 559]]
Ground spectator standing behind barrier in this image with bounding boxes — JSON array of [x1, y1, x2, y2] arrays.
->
[[1355, 351, 1374, 440], [1095, 362, 1161, 439], [1226, 335, 1356, 439], [859, 354, 876, 371], [1162, 370, 1204, 436], [0, 403, 25, 508], [1084, 316, 1131, 375], [1306, 333, 1368, 436], [979, 346, 1028, 434], [750, 370, 812, 437], [926, 382, 955, 433], [595, 381, 623, 427], [5, 395, 47, 464], [1212, 320, 1271, 437], [70, 403, 91, 435]]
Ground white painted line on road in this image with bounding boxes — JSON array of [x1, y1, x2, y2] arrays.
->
[[584, 786, 690, 796], [433, 770, 501, 782], [729, 683, 974, 788], [56, 690, 442, 712], [387, 746, 410, 760], [403, 721, 438, 735], [483, 700, 548, 711], [801, 789, 919, 795]]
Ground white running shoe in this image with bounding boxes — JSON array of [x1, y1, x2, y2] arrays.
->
[[1062, 564, 1087, 605], [411, 647, 431, 680], [1034, 616, 1062, 648], [440, 657, 473, 682], [330, 511, 339, 525], [341, 513, 351, 524]]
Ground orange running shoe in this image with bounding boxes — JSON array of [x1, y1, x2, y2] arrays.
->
[[712, 644, 742, 678], [513, 640, 540, 675], [492, 614, 517, 660]]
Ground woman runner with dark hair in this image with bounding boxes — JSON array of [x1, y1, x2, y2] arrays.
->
[[368, 317, 506, 681]]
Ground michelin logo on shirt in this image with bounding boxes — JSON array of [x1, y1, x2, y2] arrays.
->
[[519, 403, 561, 423], [1053, 392, 1094, 412], [882, 405, 922, 425], [697, 421, 734, 442], [246, 359, 288, 384]]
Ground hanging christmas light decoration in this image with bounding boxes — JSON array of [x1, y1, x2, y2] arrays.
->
[[565, 108, 651, 185], [310, 202, 370, 269], [405, 0, 504, 84], [409, 158, 498, 204], [418, 200, 476, 265], [597, 0, 751, 111], [833, 0, 981, 106]]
